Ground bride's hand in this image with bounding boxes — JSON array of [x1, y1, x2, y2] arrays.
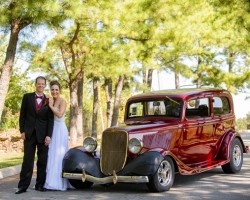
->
[[49, 98, 54, 107]]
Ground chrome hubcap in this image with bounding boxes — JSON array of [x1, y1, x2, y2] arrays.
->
[[157, 160, 172, 186], [233, 145, 242, 167]]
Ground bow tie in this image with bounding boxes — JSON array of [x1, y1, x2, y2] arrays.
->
[[36, 95, 43, 99]]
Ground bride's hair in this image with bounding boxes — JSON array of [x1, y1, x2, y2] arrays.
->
[[50, 80, 61, 90]]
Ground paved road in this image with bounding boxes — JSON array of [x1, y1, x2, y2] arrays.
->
[[0, 132, 249, 200]]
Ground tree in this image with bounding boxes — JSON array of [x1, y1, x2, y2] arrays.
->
[[4, 0, 249, 140], [91, 77, 99, 138], [246, 112, 250, 126], [0, 0, 62, 121], [104, 78, 113, 127], [203, 0, 250, 92], [111, 75, 125, 126], [236, 117, 248, 131], [0, 68, 32, 130], [32, 21, 86, 146]]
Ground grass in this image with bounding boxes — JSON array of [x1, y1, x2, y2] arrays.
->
[[0, 152, 23, 169]]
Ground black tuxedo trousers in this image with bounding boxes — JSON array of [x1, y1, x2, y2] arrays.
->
[[18, 132, 48, 189]]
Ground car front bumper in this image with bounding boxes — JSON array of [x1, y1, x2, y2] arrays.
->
[[62, 170, 149, 184]]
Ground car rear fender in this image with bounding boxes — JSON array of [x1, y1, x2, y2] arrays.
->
[[216, 130, 246, 160]]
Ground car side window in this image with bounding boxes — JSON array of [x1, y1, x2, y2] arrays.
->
[[164, 99, 182, 117], [129, 102, 144, 117], [186, 98, 210, 118], [213, 96, 230, 115]]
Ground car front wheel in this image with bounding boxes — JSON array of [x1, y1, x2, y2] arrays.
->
[[147, 156, 175, 192], [222, 138, 243, 173]]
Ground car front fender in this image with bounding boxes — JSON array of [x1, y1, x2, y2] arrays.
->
[[62, 147, 102, 178], [118, 151, 164, 176]]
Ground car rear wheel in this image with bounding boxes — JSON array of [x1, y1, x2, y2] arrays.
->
[[147, 156, 175, 192], [69, 179, 93, 189], [222, 138, 243, 173]]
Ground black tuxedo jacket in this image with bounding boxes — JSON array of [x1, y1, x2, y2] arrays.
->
[[19, 92, 54, 143]]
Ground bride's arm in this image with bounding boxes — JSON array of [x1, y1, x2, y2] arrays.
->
[[49, 98, 66, 118]]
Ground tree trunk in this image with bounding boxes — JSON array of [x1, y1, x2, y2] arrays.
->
[[83, 108, 90, 136], [147, 69, 153, 90], [92, 77, 99, 138], [111, 75, 124, 127], [175, 72, 180, 89], [77, 70, 83, 141], [104, 78, 113, 127], [157, 70, 161, 90], [196, 56, 202, 88], [69, 81, 78, 146], [99, 91, 105, 138], [142, 68, 147, 85], [142, 67, 147, 92], [0, 20, 22, 121], [227, 51, 234, 73], [60, 22, 82, 145]]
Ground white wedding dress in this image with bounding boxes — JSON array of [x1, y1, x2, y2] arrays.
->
[[44, 108, 70, 191]]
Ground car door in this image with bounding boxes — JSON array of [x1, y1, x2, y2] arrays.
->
[[179, 97, 214, 167], [212, 95, 234, 153]]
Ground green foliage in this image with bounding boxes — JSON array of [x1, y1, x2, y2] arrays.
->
[[5, 68, 32, 110], [0, 34, 7, 65], [0, 108, 19, 131], [246, 112, 250, 124], [24, 0, 250, 93], [1, 0, 250, 135], [236, 112, 250, 131], [236, 117, 248, 131], [0, 0, 63, 26], [0, 68, 32, 130]]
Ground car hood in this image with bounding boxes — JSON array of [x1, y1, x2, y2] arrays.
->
[[106, 119, 181, 133]]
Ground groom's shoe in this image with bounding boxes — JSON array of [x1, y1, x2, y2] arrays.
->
[[15, 188, 27, 194], [35, 186, 46, 192]]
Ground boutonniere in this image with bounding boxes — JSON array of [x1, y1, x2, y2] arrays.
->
[[44, 97, 50, 106]]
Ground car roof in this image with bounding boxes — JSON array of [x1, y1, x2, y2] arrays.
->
[[127, 88, 230, 101]]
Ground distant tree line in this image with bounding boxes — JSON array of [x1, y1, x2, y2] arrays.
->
[[0, 0, 250, 144]]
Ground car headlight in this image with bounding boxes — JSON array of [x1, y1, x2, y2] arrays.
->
[[128, 138, 143, 154], [83, 137, 97, 152]]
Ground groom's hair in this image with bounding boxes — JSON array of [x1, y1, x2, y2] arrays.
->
[[35, 76, 46, 84]]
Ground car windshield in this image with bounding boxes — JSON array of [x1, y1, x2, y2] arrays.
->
[[128, 97, 182, 118]]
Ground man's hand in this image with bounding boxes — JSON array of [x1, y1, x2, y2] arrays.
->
[[45, 136, 51, 146], [21, 132, 26, 140]]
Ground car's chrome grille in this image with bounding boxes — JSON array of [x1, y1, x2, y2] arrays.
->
[[100, 130, 128, 175]]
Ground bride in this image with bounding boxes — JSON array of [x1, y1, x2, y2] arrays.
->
[[44, 80, 70, 191]]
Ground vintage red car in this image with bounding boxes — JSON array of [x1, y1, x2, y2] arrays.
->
[[62, 88, 249, 192]]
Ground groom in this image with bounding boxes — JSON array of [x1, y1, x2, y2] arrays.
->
[[15, 76, 54, 194]]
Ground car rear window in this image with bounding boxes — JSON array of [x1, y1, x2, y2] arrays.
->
[[213, 96, 230, 115]]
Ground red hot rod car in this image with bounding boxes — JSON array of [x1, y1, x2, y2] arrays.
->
[[62, 88, 249, 192]]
